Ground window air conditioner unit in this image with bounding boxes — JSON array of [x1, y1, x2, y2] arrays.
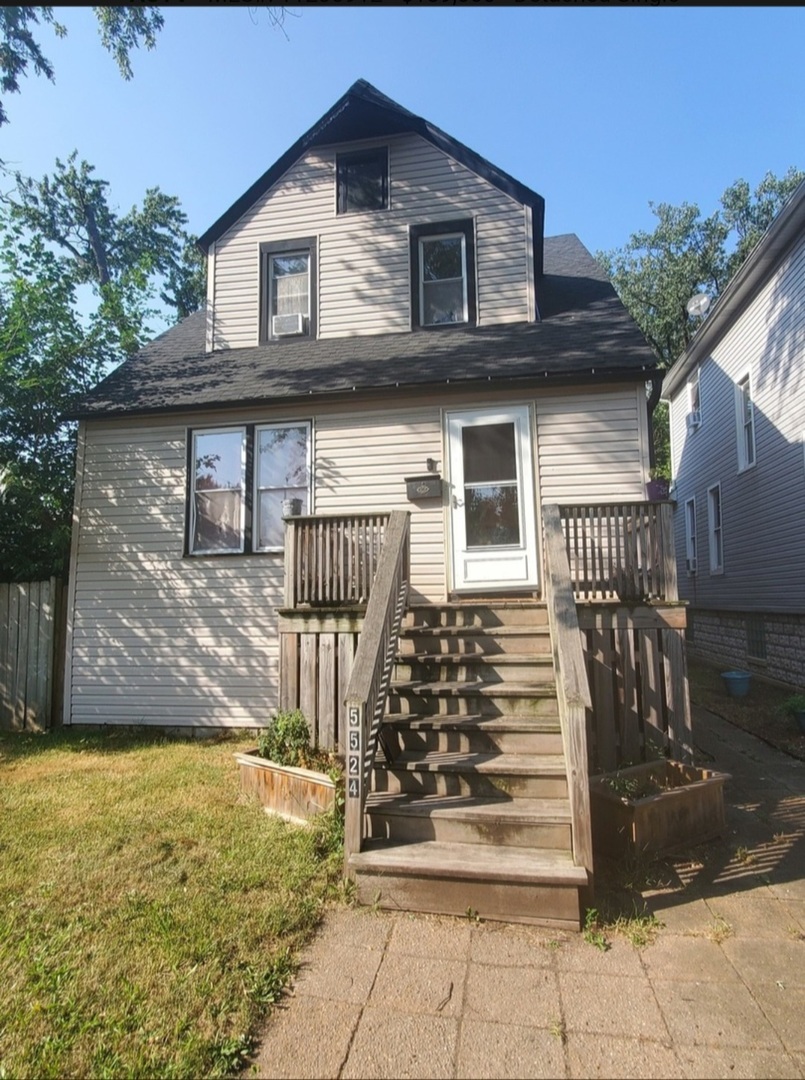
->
[[272, 313, 305, 337], [686, 410, 701, 431], [687, 557, 697, 574]]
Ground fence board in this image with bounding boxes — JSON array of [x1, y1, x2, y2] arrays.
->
[[0, 579, 62, 731]]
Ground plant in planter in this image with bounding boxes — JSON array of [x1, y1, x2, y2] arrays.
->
[[235, 710, 343, 824], [590, 759, 731, 858], [776, 694, 805, 736]]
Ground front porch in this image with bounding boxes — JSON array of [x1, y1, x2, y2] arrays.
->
[[277, 502, 690, 927]]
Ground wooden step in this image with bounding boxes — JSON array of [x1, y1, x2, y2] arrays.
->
[[382, 714, 563, 755], [365, 792, 572, 849], [404, 602, 548, 629], [349, 839, 586, 928], [373, 751, 569, 799], [399, 625, 552, 656], [394, 654, 556, 685], [388, 681, 558, 719]]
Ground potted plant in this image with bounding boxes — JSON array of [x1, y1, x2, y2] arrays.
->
[[776, 694, 805, 736], [589, 758, 731, 858], [645, 470, 670, 501], [235, 710, 342, 824]]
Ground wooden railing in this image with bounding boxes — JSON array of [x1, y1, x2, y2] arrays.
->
[[284, 513, 390, 607], [343, 510, 411, 863], [558, 502, 678, 602], [542, 504, 594, 894]]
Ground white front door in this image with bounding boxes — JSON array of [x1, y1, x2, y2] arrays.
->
[[447, 406, 539, 592]]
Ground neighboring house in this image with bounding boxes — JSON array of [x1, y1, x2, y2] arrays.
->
[[65, 81, 687, 925], [662, 179, 805, 688]]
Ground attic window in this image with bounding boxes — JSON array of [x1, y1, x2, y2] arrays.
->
[[410, 220, 477, 329], [336, 148, 388, 214], [260, 237, 317, 342]]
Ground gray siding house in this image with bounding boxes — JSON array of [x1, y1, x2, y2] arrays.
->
[[64, 81, 686, 925], [662, 179, 805, 687]]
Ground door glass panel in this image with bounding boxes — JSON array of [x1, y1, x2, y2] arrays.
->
[[465, 486, 520, 547], [462, 423, 517, 484]]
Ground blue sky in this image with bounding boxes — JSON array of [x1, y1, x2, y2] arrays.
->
[[3, 6, 804, 264]]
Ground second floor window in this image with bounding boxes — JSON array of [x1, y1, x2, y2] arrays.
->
[[685, 497, 697, 574], [735, 373, 756, 470], [708, 483, 724, 574], [410, 220, 476, 329], [261, 238, 317, 342], [337, 148, 388, 214]]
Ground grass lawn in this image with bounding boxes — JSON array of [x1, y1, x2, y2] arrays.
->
[[687, 654, 805, 761], [0, 728, 344, 1079]]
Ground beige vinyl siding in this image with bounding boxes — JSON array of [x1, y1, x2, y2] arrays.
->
[[535, 386, 650, 502], [669, 234, 805, 612], [210, 134, 529, 349]]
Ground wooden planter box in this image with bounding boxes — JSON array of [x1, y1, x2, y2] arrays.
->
[[590, 760, 730, 858], [235, 751, 337, 824]]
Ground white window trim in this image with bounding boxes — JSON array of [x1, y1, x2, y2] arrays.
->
[[418, 232, 469, 327], [253, 421, 312, 553], [707, 482, 724, 575], [684, 497, 697, 575], [189, 426, 247, 556], [735, 371, 756, 472]]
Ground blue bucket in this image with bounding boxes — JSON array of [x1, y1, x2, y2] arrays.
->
[[721, 671, 752, 698]]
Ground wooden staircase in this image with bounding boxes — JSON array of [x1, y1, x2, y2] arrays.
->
[[347, 600, 589, 930]]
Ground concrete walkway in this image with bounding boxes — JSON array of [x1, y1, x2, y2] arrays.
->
[[249, 707, 805, 1079]]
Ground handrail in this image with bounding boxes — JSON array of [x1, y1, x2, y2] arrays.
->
[[284, 513, 390, 607], [343, 510, 411, 863], [558, 502, 678, 602], [543, 503, 594, 893]]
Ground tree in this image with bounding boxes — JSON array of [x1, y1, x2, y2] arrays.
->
[[0, 6, 163, 128], [0, 158, 205, 580], [599, 167, 804, 476]]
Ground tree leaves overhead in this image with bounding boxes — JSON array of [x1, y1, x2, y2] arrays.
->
[[0, 5, 163, 127]]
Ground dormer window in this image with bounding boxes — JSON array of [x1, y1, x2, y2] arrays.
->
[[410, 220, 477, 329], [260, 237, 317, 342], [336, 148, 388, 214]]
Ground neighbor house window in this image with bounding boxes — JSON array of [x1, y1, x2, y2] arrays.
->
[[707, 483, 724, 574], [187, 422, 311, 556], [746, 615, 767, 662], [261, 238, 317, 342], [735, 373, 756, 470], [685, 497, 697, 574], [687, 368, 701, 430], [189, 428, 247, 555], [410, 220, 476, 329], [336, 148, 388, 214]]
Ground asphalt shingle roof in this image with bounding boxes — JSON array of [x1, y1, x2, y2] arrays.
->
[[70, 234, 657, 420]]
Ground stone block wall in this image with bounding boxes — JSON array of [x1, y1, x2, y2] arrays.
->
[[687, 608, 805, 688]]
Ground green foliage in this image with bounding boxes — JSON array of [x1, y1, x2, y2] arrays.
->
[[257, 710, 314, 769], [599, 167, 804, 468], [776, 694, 805, 720], [0, 157, 205, 581], [582, 907, 611, 951], [0, 6, 162, 128]]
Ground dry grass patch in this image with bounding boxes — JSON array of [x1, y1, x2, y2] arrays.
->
[[0, 728, 343, 1078]]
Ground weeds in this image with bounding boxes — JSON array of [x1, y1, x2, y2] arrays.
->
[[707, 914, 734, 944], [549, 1018, 567, 1044], [582, 908, 611, 951]]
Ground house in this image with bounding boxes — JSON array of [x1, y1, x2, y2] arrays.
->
[[65, 80, 689, 926], [662, 179, 805, 689]]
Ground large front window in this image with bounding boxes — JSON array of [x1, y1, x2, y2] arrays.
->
[[187, 422, 310, 555]]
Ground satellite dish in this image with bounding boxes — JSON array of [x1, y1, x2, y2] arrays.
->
[[686, 293, 711, 318]]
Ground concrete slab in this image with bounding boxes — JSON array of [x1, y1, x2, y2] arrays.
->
[[676, 1044, 802, 1079], [368, 951, 466, 1017], [291, 942, 384, 1004], [720, 937, 805, 988], [750, 983, 805, 1053], [468, 923, 562, 968], [341, 1007, 457, 1080], [565, 1032, 684, 1079], [463, 963, 560, 1027], [702, 891, 804, 939], [457, 1020, 567, 1079], [559, 972, 665, 1040], [248, 996, 361, 1079], [552, 934, 644, 977], [654, 976, 784, 1049], [638, 933, 742, 982], [387, 912, 472, 958]]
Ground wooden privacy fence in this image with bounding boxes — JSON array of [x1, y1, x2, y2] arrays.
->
[[0, 578, 65, 732], [559, 502, 677, 602], [578, 605, 693, 774]]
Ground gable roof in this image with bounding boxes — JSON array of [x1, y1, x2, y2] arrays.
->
[[663, 178, 805, 399], [69, 234, 657, 421], [197, 79, 545, 273]]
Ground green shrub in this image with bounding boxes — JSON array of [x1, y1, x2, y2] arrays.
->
[[256, 710, 312, 768]]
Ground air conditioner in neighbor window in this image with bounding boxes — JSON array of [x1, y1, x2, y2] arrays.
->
[[686, 410, 702, 431], [687, 557, 697, 574], [272, 312, 305, 337]]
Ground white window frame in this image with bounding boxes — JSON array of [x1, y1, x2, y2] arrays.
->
[[707, 483, 724, 575], [418, 232, 469, 327], [684, 497, 697, 575], [735, 372, 756, 471], [253, 421, 312, 553], [687, 368, 701, 429], [189, 426, 247, 556]]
